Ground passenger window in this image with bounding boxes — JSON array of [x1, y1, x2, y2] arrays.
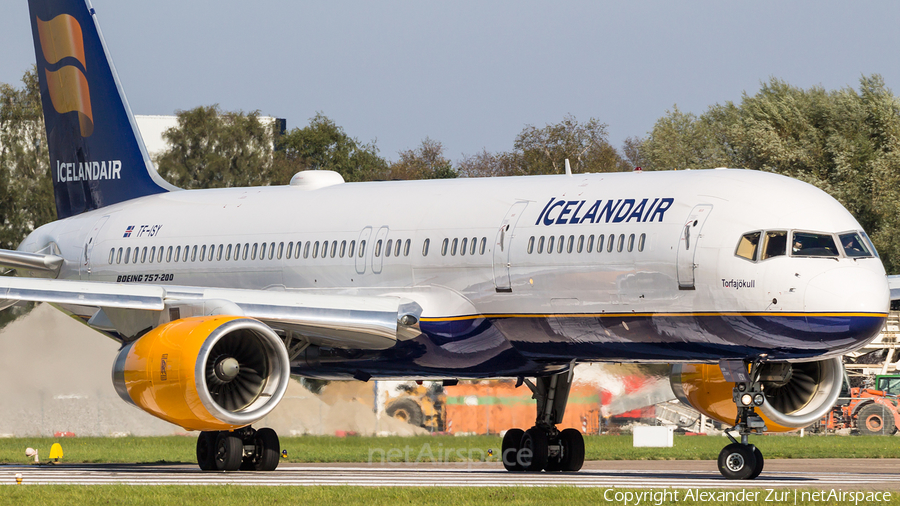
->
[[762, 231, 787, 260], [188, 245, 195, 262], [469, 238, 476, 255], [607, 235, 614, 253], [286, 242, 293, 259], [422, 238, 430, 257], [350, 240, 357, 258], [547, 236, 554, 253], [133, 247, 139, 264], [375, 239, 383, 257], [577, 235, 584, 253], [200, 245, 207, 262], [174, 246, 181, 262], [566, 235, 574, 254], [242, 243, 249, 261], [792, 232, 839, 257], [124, 247, 131, 264], [250, 243, 258, 260], [402, 239, 408, 256], [235, 243, 241, 261], [217, 244, 224, 261], [597, 234, 604, 253], [441, 238, 449, 256], [735, 231, 761, 261], [359, 240, 366, 257], [538, 236, 545, 254], [149, 247, 155, 263], [838, 232, 873, 258], [313, 241, 320, 258], [226, 244, 232, 261], [330, 241, 337, 258], [295, 241, 302, 259], [627, 234, 635, 252], [340, 240, 347, 258], [527, 236, 535, 254], [385, 239, 393, 257], [166, 246, 173, 263], [460, 238, 467, 256], [270, 242, 276, 260], [556, 235, 564, 254], [638, 233, 646, 252], [479, 237, 486, 254], [616, 234, 624, 252], [141, 246, 148, 263], [303, 241, 310, 259], [451, 238, 458, 256], [116, 248, 123, 264]]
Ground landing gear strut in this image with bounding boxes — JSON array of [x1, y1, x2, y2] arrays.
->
[[196, 426, 281, 471], [502, 368, 585, 472], [717, 360, 767, 480]]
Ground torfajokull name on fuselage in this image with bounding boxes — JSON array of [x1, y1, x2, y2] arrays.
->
[[56, 160, 122, 183], [536, 197, 675, 226]]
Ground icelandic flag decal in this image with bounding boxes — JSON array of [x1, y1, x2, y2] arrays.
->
[[123, 225, 135, 238]]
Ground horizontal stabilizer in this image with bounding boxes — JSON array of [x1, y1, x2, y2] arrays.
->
[[0, 249, 64, 274]]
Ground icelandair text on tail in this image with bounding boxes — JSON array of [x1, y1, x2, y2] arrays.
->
[[56, 160, 122, 182]]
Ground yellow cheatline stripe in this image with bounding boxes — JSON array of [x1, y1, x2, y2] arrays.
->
[[419, 312, 889, 322]]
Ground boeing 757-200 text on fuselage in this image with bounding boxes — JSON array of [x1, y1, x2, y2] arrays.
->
[[2, 0, 889, 479]]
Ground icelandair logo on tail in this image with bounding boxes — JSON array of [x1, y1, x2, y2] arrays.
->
[[535, 197, 675, 226], [56, 160, 121, 182], [36, 14, 93, 137]]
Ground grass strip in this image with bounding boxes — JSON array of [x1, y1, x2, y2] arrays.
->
[[1, 485, 898, 506], [0, 434, 898, 465]]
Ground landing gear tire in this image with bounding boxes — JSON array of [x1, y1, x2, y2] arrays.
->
[[196, 431, 217, 471], [215, 431, 244, 471], [250, 428, 281, 471], [520, 427, 549, 472], [857, 404, 896, 435], [748, 445, 764, 480], [717, 443, 758, 480], [501, 428, 525, 472], [559, 428, 585, 472]]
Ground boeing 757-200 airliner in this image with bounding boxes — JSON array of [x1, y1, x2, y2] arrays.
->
[[1, 0, 889, 479]]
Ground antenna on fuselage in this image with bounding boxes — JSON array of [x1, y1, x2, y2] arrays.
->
[[565, 159, 572, 176]]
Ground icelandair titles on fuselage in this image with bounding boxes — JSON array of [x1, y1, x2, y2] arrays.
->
[[536, 197, 675, 226], [56, 160, 122, 183]]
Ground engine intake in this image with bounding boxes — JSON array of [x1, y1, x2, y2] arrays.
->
[[670, 357, 843, 431], [112, 316, 290, 431]]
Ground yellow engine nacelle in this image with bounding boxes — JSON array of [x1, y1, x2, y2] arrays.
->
[[112, 316, 290, 431], [670, 358, 843, 432]]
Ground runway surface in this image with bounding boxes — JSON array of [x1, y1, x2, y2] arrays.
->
[[2, 459, 899, 488]]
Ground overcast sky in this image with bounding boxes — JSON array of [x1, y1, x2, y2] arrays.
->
[[3, 1, 899, 164]]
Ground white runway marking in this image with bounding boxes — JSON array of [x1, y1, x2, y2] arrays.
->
[[1, 463, 899, 488]]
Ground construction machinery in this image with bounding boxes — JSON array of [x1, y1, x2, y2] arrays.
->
[[820, 374, 900, 435]]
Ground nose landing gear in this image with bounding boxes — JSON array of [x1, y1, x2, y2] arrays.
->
[[501, 369, 586, 472], [196, 426, 281, 471], [717, 359, 768, 480]]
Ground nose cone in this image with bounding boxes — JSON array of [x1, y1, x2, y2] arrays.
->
[[805, 267, 890, 314]]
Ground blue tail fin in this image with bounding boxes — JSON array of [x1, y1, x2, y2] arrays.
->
[[27, 0, 177, 220]]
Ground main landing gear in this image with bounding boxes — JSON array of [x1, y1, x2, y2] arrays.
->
[[717, 360, 768, 480], [196, 426, 281, 471], [501, 369, 585, 472]]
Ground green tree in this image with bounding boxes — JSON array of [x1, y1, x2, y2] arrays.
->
[[0, 66, 56, 250], [385, 138, 457, 180], [459, 115, 629, 177], [274, 113, 387, 183], [639, 105, 731, 171], [156, 105, 279, 189]]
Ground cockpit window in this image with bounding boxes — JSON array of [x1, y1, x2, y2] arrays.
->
[[860, 231, 879, 258], [839, 232, 874, 258], [735, 232, 761, 261], [761, 231, 787, 260], [791, 232, 839, 257]]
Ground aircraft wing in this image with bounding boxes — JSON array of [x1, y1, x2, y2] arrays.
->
[[0, 276, 421, 350]]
